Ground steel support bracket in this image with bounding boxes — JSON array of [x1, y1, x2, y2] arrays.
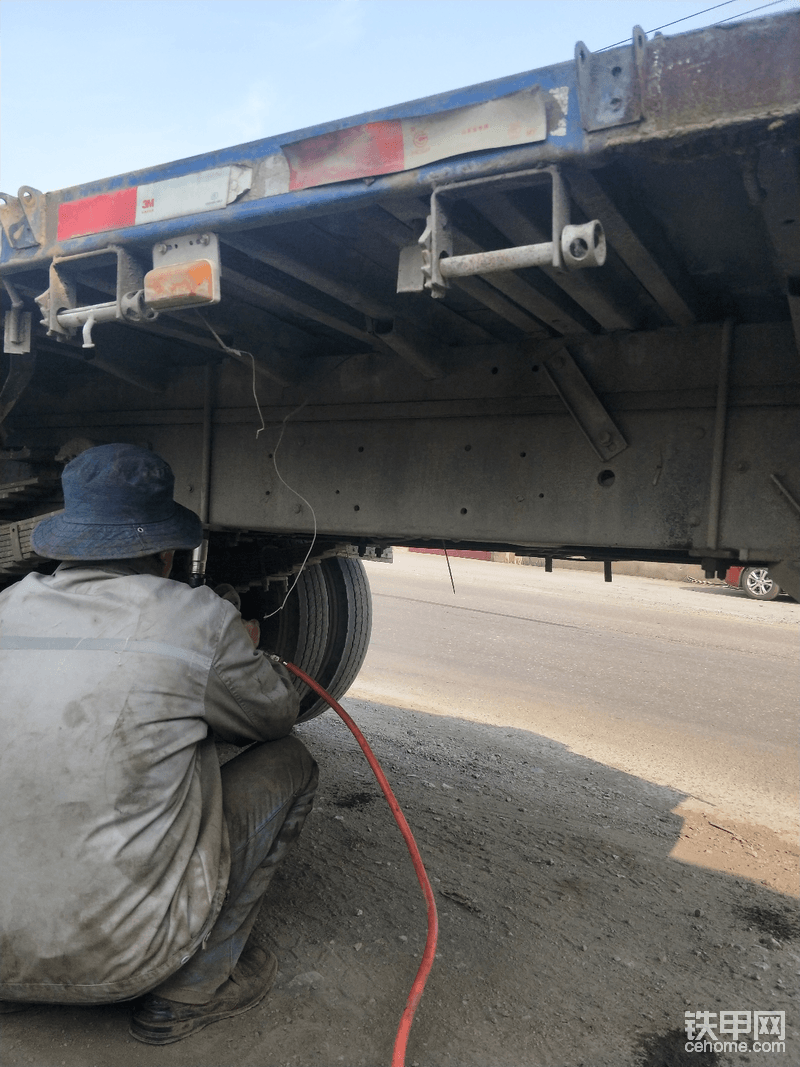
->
[[3, 311, 32, 355], [35, 245, 157, 348], [400, 167, 606, 299], [0, 187, 45, 250], [2, 278, 32, 355], [543, 346, 628, 461], [575, 26, 647, 132], [418, 195, 452, 299]]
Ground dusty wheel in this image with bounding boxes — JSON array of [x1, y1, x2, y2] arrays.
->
[[256, 557, 372, 723], [741, 566, 780, 601], [302, 556, 373, 722], [257, 562, 331, 698]]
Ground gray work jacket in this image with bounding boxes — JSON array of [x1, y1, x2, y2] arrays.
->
[[0, 562, 299, 1004]]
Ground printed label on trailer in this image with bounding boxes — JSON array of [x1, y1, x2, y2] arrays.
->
[[57, 166, 252, 241], [56, 88, 548, 239], [281, 88, 547, 191]]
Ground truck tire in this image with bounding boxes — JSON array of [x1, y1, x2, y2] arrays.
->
[[303, 556, 373, 722], [257, 556, 372, 723], [258, 561, 332, 702]]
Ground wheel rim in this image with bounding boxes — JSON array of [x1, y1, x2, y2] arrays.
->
[[745, 568, 774, 596]]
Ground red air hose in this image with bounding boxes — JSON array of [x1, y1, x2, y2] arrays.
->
[[285, 661, 439, 1067]]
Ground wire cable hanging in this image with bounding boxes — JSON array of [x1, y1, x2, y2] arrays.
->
[[197, 315, 318, 617]]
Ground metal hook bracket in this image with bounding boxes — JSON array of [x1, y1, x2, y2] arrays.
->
[[34, 246, 157, 348], [398, 166, 606, 299]]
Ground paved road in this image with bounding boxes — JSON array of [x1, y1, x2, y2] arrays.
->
[[354, 551, 799, 835]]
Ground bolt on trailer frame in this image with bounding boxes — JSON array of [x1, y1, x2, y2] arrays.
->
[[1, 12, 799, 609]]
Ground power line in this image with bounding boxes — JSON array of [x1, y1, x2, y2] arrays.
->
[[715, 0, 795, 23], [598, 0, 792, 52]]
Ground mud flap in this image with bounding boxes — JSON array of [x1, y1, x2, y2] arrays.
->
[[769, 560, 800, 602]]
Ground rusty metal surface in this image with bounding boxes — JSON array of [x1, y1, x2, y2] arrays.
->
[[639, 15, 800, 138], [441, 241, 555, 278], [574, 27, 647, 132]]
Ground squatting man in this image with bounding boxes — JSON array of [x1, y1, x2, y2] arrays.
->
[[0, 443, 318, 1044]]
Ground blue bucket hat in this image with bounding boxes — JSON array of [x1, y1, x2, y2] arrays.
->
[[32, 444, 203, 561]]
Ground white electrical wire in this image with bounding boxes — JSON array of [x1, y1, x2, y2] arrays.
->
[[260, 396, 318, 620], [197, 315, 318, 617]]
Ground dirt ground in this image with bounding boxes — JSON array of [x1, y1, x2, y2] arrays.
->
[[2, 691, 797, 1067]]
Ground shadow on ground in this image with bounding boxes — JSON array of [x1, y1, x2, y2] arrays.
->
[[2, 700, 797, 1067], [681, 582, 795, 604]]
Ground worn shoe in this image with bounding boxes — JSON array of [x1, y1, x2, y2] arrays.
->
[[129, 944, 277, 1045]]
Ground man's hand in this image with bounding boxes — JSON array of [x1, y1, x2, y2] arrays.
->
[[262, 651, 295, 691], [213, 583, 241, 610], [213, 583, 260, 648]]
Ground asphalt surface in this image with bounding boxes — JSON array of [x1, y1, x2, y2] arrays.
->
[[354, 551, 800, 837]]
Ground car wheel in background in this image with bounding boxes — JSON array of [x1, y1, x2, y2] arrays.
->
[[741, 566, 780, 600]]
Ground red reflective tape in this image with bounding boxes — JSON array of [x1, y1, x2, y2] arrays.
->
[[57, 186, 138, 240], [283, 120, 404, 191]]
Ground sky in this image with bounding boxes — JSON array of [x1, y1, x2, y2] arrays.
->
[[1, 0, 798, 195]]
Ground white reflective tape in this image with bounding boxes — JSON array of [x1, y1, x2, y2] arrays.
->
[[254, 152, 292, 199], [135, 166, 253, 226], [0, 636, 212, 671], [549, 87, 570, 137], [279, 87, 548, 194], [399, 88, 547, 168], [58, 90, 549, 239]]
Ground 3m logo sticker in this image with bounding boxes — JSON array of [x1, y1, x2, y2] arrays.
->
[[55, 166, 252, 239]]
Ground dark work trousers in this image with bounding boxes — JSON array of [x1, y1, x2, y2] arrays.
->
[[152, 734, 318, 1005]]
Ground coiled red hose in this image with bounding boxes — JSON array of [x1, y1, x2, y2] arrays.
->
[[285, 661, 439, 1067]]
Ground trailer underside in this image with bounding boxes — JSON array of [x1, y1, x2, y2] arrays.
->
[[2, 14, 799, 620]]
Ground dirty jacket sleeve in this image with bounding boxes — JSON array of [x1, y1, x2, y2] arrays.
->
[[203, 603, 300, 744]]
